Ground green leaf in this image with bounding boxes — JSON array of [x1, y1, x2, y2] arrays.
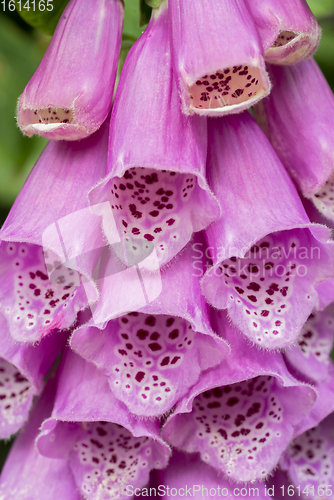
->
[[15, 0, 70, 35], [139, 0, 151, 26], [0, 15, 47, 209]]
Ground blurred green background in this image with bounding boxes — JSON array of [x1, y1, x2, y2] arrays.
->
[[0, 0, 333, 473]]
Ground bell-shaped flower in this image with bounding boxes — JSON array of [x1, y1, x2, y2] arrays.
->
[[168, 0, 271, 115], [90, 2, 220, 268], [255, 59, 334, 223], [0, 122, 109, 342], [279, 412, 334, 499], [248, 0, 321, 65], [0, 376, 81, 500], [17, 0, 123, 140], [152, 450, 268, 499], [0, 312, 66, 438], [70, 234, 230, 416], [36, 349, 170, 500], [162, 311, 317, 483], [201, 112, 334, 349]]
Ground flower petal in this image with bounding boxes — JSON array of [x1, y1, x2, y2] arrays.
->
[[71, 235, 229, 415], [155, 450, 268, 499], [168, 0, 270, 115], [280, 413, 334, 499], [17, 0, 123, 140], [202, 112, 334, 349], [90, 3, 220, 268], [162, 311, 316, 482], [0, 124, 109, 341], [37, 350, 170, 500], [0, 311, 66, 437], [0, 375, 80, 500], [284, 310, 334, 385], [0, 242, 88, 342], [71, 312, 227, 417], [255, 59, 334, 207], [248, 0, 321, 64]]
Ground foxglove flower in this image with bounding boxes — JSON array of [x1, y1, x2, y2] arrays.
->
[[37, 350, 170, 500], [90, 2, 220, 267], [0, 123, 109, 342], [248, 0, 321, 65], [201, 112, 334, 349], [0, 376, 81, 500], [162, 311, 317, 482], [278, 412, 334, 500], [70, 235, 230, 416], [152, 450, 268, 499], [17, 0, 123, 140], [0, 312, 66, 438], [255, 59, 334, 222], [168, 0, 271, 115]]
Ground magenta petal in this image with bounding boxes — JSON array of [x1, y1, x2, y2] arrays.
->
[[255, 60, 334, 210], [0, 124, 109, 341], [0, 376, 80, 500], [202, 113, 334, 349], [280, 413, 334, 498], [0, 312, 66, 438], [155, 450, 267, 499], [162, 311, 317, 482], [1, 123, 108, 245], [71, 313, 228, 417], [71, 235, 229, 416], [37, 350, 170, 499], [90, 4, 220, 268], [266, 469, 299, 500], [294, 372, 334, 438], [284, 310, 334, 385], [78, 231, 217, 326], [317, 280, 334, 310], [17, 0, 123, 140], [248, 0, 320, 64], [168, 0, 270, 115]]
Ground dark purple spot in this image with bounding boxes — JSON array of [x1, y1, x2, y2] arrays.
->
[[135, 371, 145, 383], [148, 343, 162, 351]]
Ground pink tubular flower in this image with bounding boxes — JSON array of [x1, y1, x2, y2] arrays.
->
[[1, 0, 334, 494], [0, 313, 66, 438], [284, 310, 334, 385], [90, 2, 220, 268], [248, 0, 321, 65], [278, 413, 334, 500], [162, 311, 317, 483], [255, 59, 334, 222], [168, 0, 271, 115], [36, 350, 170, 500], [201, 112, 334, 349], [0, 123, 109, 342], [17, 0, 123, 140], [70, 235, 230, 416], [0, 376, 82, 500], [153, 450, 268, 499]]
